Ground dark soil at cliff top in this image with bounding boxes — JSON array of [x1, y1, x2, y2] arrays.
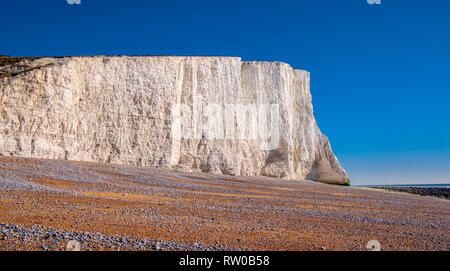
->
[[0, 156, 448, 251], [0, 55, 40, 66]]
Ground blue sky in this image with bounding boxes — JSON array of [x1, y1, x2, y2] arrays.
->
[[1, 0, 449, 185]]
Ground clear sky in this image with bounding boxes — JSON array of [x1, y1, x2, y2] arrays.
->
[[1, 0, 449, 185]]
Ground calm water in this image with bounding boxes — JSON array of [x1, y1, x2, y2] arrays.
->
[[358, 184, 450, 188]]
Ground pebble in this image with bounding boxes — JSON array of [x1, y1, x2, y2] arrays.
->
[[0, 223, 242, 251]]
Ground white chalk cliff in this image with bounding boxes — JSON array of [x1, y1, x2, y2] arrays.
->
[[0, 56, 348, 184]]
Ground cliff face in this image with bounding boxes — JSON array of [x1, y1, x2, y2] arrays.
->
[[0, 56, 348, 184]]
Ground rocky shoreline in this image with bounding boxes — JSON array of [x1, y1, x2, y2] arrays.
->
[[370, 187, 449, 200]]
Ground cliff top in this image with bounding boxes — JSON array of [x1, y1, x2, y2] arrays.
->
[[0, 55, 307, 78]]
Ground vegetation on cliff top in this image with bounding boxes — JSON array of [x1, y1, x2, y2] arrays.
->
[[0, 55, 51, 78]]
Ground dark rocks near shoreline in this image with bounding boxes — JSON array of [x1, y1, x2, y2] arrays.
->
[[373, 187, 449, 200]]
